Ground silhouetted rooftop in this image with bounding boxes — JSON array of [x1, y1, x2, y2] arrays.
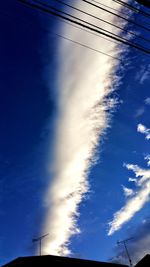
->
[[2, 255, 128, 267], [135, 254, 150, 266]]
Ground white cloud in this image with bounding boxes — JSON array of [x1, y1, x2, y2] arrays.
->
[[128, 177, 137, 183], [145, 97, 150, 105], [137, 123, 150, 140], [43, 0, 130, 255], [136, 64, 150, 85], [137, 123, 146, 133], [145, 155, 150, 166], [108, 160, 150, 236], [122, 185, 134, 197]]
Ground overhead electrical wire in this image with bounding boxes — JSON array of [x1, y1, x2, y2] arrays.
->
[[9, 0, 118, 46], [33, 0, 150, 52], [52, 0, 150, 43], [40, 4, 122, 46], [18, 0, 150, 54], [82, 0, 150, 32], [16, 1, 122, 61], [113, 0, 150, 18], [30, 0, 141, 45], [15, 0, 137, 47], [91, 0, 130, 16], [49, 31, 121, 60], [37, 6, 120, 46], [58, 18, 119, 45], [91, 0, 150, 27]]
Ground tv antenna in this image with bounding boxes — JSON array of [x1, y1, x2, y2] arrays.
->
[[32, 233, 49, 256], [117, 237, 133, 267]]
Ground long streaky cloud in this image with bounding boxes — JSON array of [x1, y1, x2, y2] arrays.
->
[[108, 158, 150, 236], [43, 0, 129, 255], [137, 123, 150, 140]]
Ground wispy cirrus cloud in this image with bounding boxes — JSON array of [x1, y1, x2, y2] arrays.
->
[[137, 123, 150, 140], [108, 123, 150, 235], [128, 177, 137, 183], [135, 64, 150, 85], [145, 97, 150, 105], [145, 155, 150, 166], [122, 185, 134, 197], [43, 0, 129, 256], [134, 107, 145, 118], [108, 157, 150, 236]]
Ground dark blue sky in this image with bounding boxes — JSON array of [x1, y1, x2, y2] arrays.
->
[[0, 0, 58, 264], [0, 0, 150, 266]]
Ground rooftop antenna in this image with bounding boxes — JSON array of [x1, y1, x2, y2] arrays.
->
[[117, 237, 133, 267], [32, 233, 49, 256]]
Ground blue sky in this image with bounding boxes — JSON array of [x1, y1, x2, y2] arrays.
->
[[0, 0, 150, 266]]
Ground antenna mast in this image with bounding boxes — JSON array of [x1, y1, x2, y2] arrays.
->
[[117, 238, 133, 267], [32, 233, 49, 256]]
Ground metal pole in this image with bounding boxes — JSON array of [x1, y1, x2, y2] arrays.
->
[[123, 241, 132, 267], [117, 238, 133, 267], [40, 238, 41, 256], [32, 233, 49, 256]]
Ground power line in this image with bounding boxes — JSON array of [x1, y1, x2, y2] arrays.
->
[[113, 0, 150, 19], [18, 0, 150, 54], [50, 31, 121, 60], [52, 0, 150, 44], [92, 0, 150, 27], [42, 6, 120, 46], [58, 18, 119, 45], [4, 0, 117, 46], [17, 0, 128, 47], [31, 0, 150, 52], [82, 0, 150, 32], [16, 2, 122, 61], [33, 0, 150, 53], [35, 0, 135, 44], [91, 0, 130, 17]]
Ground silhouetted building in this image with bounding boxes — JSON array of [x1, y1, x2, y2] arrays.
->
[[135, 254, 150, 266], [2, 255, 128, 267]]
